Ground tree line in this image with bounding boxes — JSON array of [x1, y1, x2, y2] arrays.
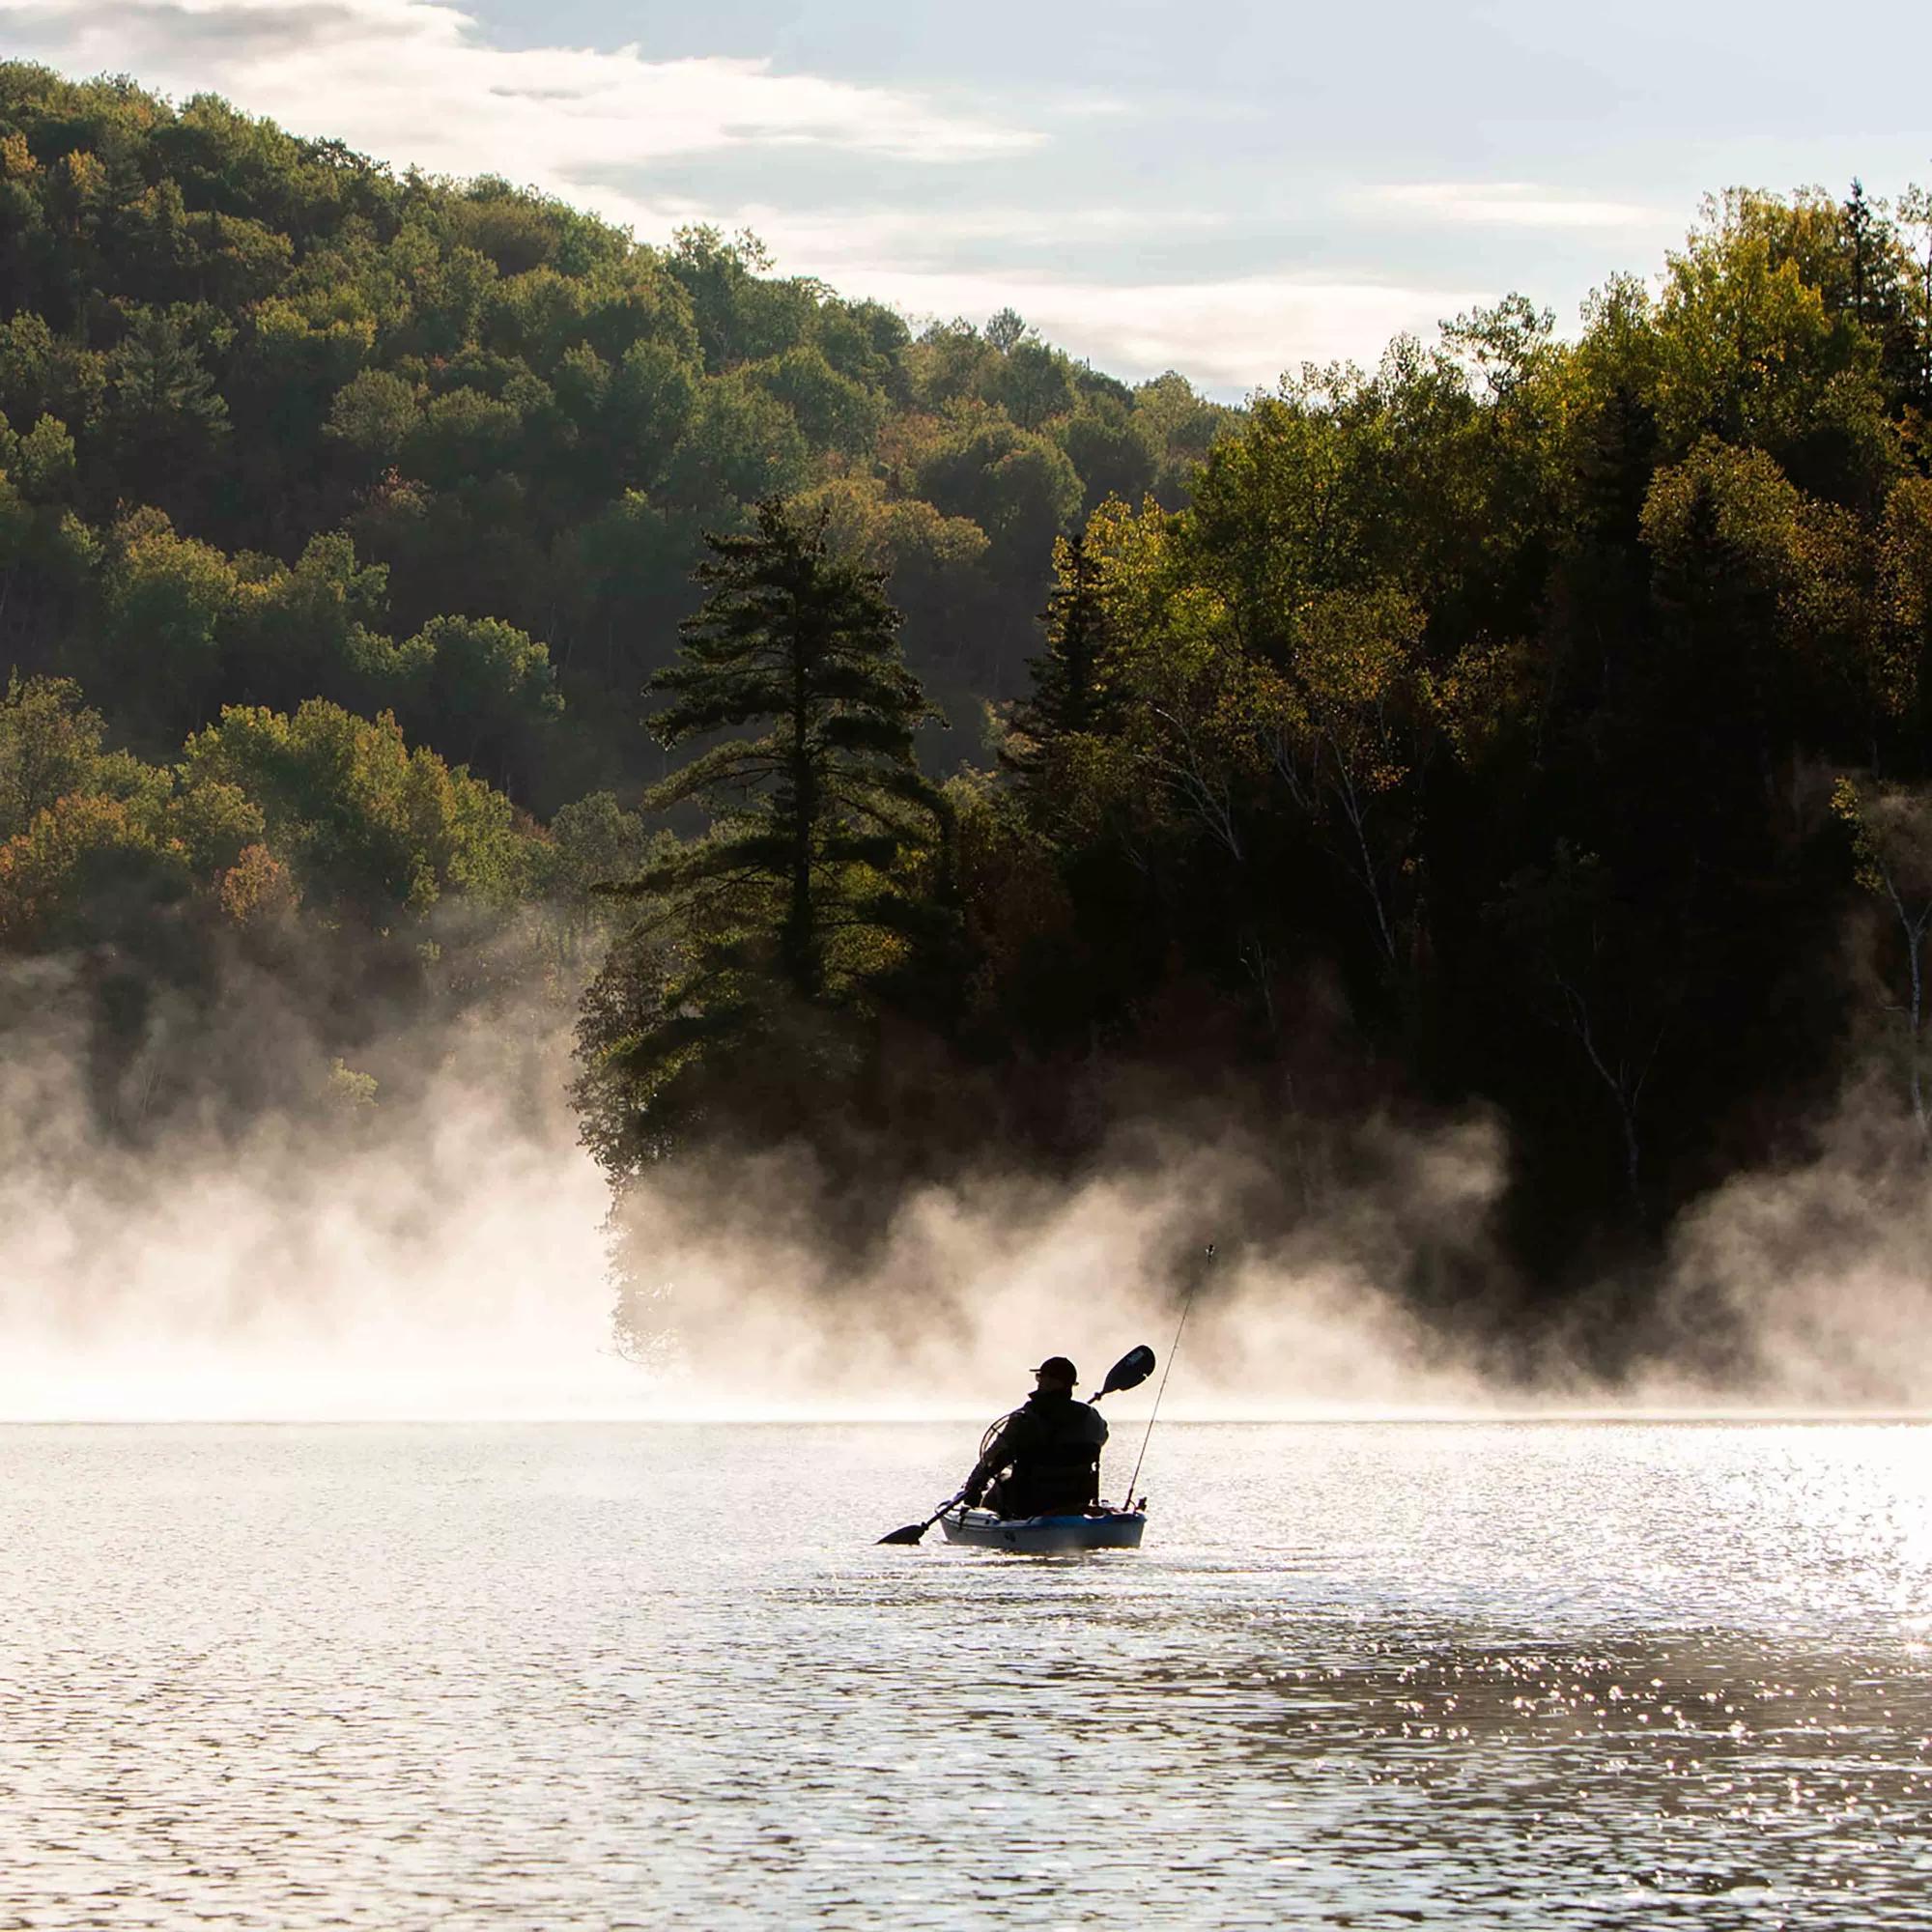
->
[[6, 58, 1932, 1330]]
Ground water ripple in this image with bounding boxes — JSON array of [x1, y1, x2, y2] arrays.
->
[[1, 1421, 1927, 1927]]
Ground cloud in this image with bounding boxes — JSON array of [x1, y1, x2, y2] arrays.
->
[[778, 261, 1491, 391], [4, 0, 1041, 167], [554, 193, 1433, 389], [530, 184, 1480, 386], [1362, 181, 1673, 231]]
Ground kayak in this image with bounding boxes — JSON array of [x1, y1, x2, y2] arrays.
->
[[937, 1504, 1147, 1553]]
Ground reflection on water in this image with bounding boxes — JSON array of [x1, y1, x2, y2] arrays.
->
[[2, 1422, 1927, 1927]]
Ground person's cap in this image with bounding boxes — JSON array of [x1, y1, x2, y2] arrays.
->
[[1034, 1355, 1078, 1384]]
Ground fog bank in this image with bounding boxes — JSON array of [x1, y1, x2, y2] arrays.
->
[[4, 956, 1930, 1421]]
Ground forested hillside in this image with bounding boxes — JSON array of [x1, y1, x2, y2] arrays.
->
[[0, 65, 1224, 801], [7, 58, 1932, 1325]]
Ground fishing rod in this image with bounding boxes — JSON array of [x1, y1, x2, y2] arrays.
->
[[1122, 1241, 1213, 1508]]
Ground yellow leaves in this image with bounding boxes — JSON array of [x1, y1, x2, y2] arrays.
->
[[0, 131, 36, 182], [792, 475, 988, 578], [1081, 477, 1433, 818], [166, 776, 266, 875], [1832, 773, 1862, 858], [1640, 438, 1804, 575], [0, 467, 28, 560], [6, 412, 75, 500], [325, 1057, 378, 1111], [0, 790, 181, 948], [250, 296, 377, 358], [218, 842, 299, 925], [1082, 493, 1177, 614], [1833, 775, 1932, 902], [58, 150, 104, 201], [1642, 441, 1918, 719], [102, 511, 240, 669], [183, 699, 535, 914], [1082, 498, 1239, 724], [1260, 587, 1429, 796], [1426, 636, 1537, 769], [1293, 586, 1423, 711], [1651, 191, 1893, 475]]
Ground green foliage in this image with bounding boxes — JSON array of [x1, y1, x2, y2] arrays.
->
[[221, 529, 391, 712], [179, 698, 536, 915], [0, 408, 76, 498], [994, 337, 1075, 430], [0, 62, 1215, 813], [1003, 532, 1118, 810], [396, 611, 562, 779], [1651, 192, 1901, 501], [0, 669, 112, 838], [549, 789, 653, 895], [935, 176, 1932, 1264], [103, 308, 230, 507], [915, 413, 1083, 573], [640, 497, 947, 991], [605, 339, 698, 484], [1131, 370, 1236, 503], [1057, 399, 1157, 519], [0, 784, 189, 950], [746, 347, 884, 458], [326, 367, 417, 466], [96, 509, 240, 734], [661, 372, 810, 513]]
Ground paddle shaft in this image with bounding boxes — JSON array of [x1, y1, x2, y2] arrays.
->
[[1122, 1243, 1213, 1505]]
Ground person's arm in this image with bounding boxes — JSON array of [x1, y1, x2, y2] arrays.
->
[[959, 1411, 1035, 1504]]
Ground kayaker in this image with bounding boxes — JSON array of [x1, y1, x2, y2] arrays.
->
[[953, 1356, 1109, 1518]]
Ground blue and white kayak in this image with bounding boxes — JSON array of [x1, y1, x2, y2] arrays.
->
[[937, 1504, 1146, 1553]]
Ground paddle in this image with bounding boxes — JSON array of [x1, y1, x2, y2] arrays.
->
[[1089, 1344, 1155, 1403], [876, 1343, 1158, 1546], [877, 1501, 952, 1546]]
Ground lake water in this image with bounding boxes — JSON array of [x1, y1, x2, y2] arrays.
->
[[2, 1421, 1928, 1928]]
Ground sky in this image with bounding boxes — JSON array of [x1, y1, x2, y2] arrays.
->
[[3, 0, 1929, 395]]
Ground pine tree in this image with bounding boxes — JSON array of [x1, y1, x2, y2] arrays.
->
[[1003, 532, 1115, 805], [574, 497, 950, 1169]]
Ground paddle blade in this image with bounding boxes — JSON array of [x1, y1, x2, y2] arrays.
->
[[878, 1520, 930, 1545], [1097, 1344, 1156, 1398]]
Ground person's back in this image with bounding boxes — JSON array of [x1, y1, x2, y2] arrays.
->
[[959, 1358, 1109, 1517]]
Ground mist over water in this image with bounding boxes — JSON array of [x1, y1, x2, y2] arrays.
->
[[0, 976, 619, 1421], [5, 941, 1931, 1423]]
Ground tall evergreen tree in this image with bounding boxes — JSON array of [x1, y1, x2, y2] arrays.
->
[[574, 498, 949, 1171], [1003, 532, 1115, 808]]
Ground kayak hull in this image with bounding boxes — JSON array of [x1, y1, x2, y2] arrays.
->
[[937, 1505, 1146, 1552]]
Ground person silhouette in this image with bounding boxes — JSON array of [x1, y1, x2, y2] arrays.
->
[[954, 1356, 1109, 1518]]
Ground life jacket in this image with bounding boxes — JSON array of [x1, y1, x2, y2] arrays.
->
[[980, 1392, 1109, 1513]]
